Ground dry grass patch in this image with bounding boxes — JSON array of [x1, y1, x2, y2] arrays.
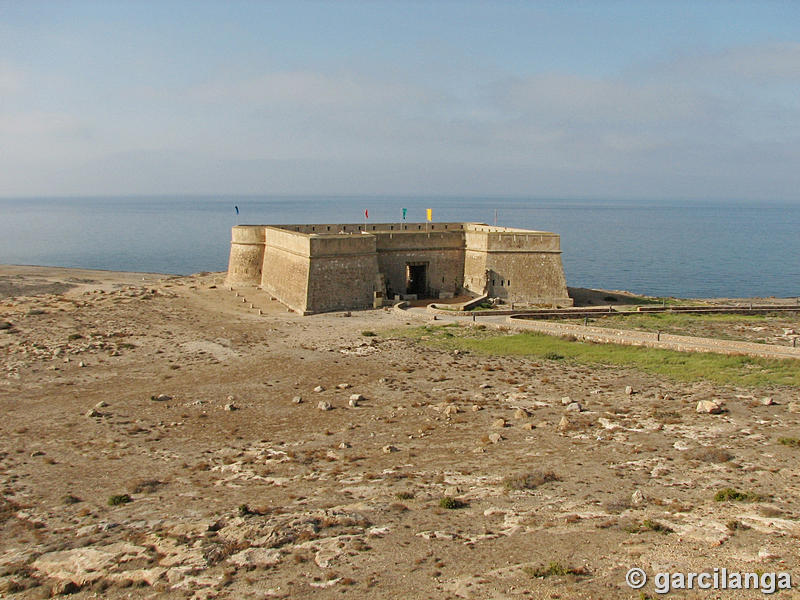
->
[[686, 447, 733, 463], [503, 470, 560, 490]]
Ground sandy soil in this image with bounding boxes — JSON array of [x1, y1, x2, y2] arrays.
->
[[2, 266, 800, 599]]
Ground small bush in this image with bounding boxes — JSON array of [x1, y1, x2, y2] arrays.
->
[[778, 437, 800, 447], [524, 561, 588, 578], [108, 494, 132, 506], [503, 470, 560, 490], [687, 447, 733, 463], [543, 352, 564, 360], [438, 496, 466, 509], [361, 331, 377, 337], [641, 519, 673, 534], [395, 491, 414, 500], [726, 519, 750, 531], [62, 494, 82, 505], [714, 488, 763, 502], [603, 296, 618, 302], [68, 333, 83, 340], [126, 478, 163, 494]]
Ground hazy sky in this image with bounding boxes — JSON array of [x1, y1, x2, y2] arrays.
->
[[1, 1, 799, 200]]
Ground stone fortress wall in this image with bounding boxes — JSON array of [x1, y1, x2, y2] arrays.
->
[[227, 222, 572, 314]]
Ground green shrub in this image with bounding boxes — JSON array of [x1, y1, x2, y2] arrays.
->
[[108, 494, 132, 506], [714, 488, 763, 502], [438, 496, 465, 509]]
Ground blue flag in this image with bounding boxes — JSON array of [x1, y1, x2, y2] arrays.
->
[[235, 205, 239, 215], [402, 208, 407, 220]]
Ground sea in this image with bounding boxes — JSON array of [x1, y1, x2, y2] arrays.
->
[[1, 195, 798, 299]]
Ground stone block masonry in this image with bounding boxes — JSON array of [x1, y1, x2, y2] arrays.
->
[[227, 222, 572, 314]]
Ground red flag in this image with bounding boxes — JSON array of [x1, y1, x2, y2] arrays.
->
[[365, 209, 369, 219]]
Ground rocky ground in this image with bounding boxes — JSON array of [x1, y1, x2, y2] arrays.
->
[[1, 266, 800, 599]]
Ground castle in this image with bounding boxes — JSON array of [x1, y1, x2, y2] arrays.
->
[[226, 222, 572, 314]]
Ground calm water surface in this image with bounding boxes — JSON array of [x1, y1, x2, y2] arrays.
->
[[1, 196, 798, 298]]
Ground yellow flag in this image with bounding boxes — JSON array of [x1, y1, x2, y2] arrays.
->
[[426, 208, 432, 222]]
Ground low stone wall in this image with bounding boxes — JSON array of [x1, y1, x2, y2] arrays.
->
[[505, 317, 800, 360]]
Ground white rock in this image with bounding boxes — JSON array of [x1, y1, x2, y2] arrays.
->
[[696, 400, 723, 414], [631, 489, 647, 505], [488, 432, 503, 444], [337, 383, 351, 389], [314, 385, 325, 393], [598, 417, 620, 431], [758, 547, 780, 561], [317, 401, 332, 411], [561, 396, 572, 405], [292, 396, 303, 404], [761, 397, 774, 406], [228, 548, 281, 568], [565, 402, 582, 412], [382, 445, 399, 453], [224, 402, 236, 411], [625, 385, 634, 395]]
